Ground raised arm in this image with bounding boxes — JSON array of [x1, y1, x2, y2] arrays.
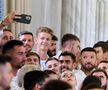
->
[[0, 11, 16, 30]]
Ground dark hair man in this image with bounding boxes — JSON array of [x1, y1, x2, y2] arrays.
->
[[24, 70, 49, 90], [25, 52, 41, 70], [58, 51, 76, 73], [91, 69, 108, 90], [18, 31, 34, 54], [2, 40, 26, 76], [81, 75, 102, 90], [47, 35, 58, 57], [80, 47, 97, 75], [93, 41, 108, 64], [45, 57, 59, 75], [0, 55, 13, 90], [0, 29, 14, 54], [56, 33, 81, 70], [41, 80, 72, 90], [98, 60, 108, 75]]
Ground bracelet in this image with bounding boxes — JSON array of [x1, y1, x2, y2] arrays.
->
[[1, 20, 8, 26]]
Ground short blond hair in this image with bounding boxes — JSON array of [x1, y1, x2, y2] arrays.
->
[[36, 27, 54, 37]]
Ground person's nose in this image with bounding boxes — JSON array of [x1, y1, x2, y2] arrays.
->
[[31, 59, 35, 64], [7, 37, 11, 41], [24, 40, 28, 44], [86, 57, 91, 62], [22, 54, 27, 62], [62, 61, 67, 66]]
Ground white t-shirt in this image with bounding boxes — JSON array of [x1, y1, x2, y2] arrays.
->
[[73, 69, 86, 90], [40, 60, 46, 71]]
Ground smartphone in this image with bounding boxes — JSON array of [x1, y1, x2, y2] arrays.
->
[[13, 14, 32, 24]]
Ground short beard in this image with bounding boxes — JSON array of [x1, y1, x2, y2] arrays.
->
[[82, 65, 95, 72], [47, 49, 56, 57], [5, 86, 10, 90], [102, 84, 107, 90], [15, 64, 24, 69]]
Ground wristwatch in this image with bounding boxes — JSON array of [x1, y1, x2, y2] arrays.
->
[[1, 20, 8, 26]]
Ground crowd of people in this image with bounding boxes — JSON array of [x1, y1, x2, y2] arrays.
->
[[0, 11, 108, 90]]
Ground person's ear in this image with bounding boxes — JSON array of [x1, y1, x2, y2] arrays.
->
[[35, 38, 38, 45], [0, 73, 1, 83], [72, 62, 78, 69], [106, 79, 108, 90], [33, 83, 40, 90], [103, 52, 108, 60]]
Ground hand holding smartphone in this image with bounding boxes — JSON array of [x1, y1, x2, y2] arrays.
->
[[13, 14, 32, 24]]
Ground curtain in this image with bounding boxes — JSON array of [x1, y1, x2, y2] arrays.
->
[[60, 0, 108, 49], [3, 0, 108, 49]]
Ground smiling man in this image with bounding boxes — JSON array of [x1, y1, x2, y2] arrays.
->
[[18, 31, 34, 54], [0, 29, 14, 54], [35, 27, 53, 71]]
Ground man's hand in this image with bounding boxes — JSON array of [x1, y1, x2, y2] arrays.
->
[[2, 11, 17, 26]]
